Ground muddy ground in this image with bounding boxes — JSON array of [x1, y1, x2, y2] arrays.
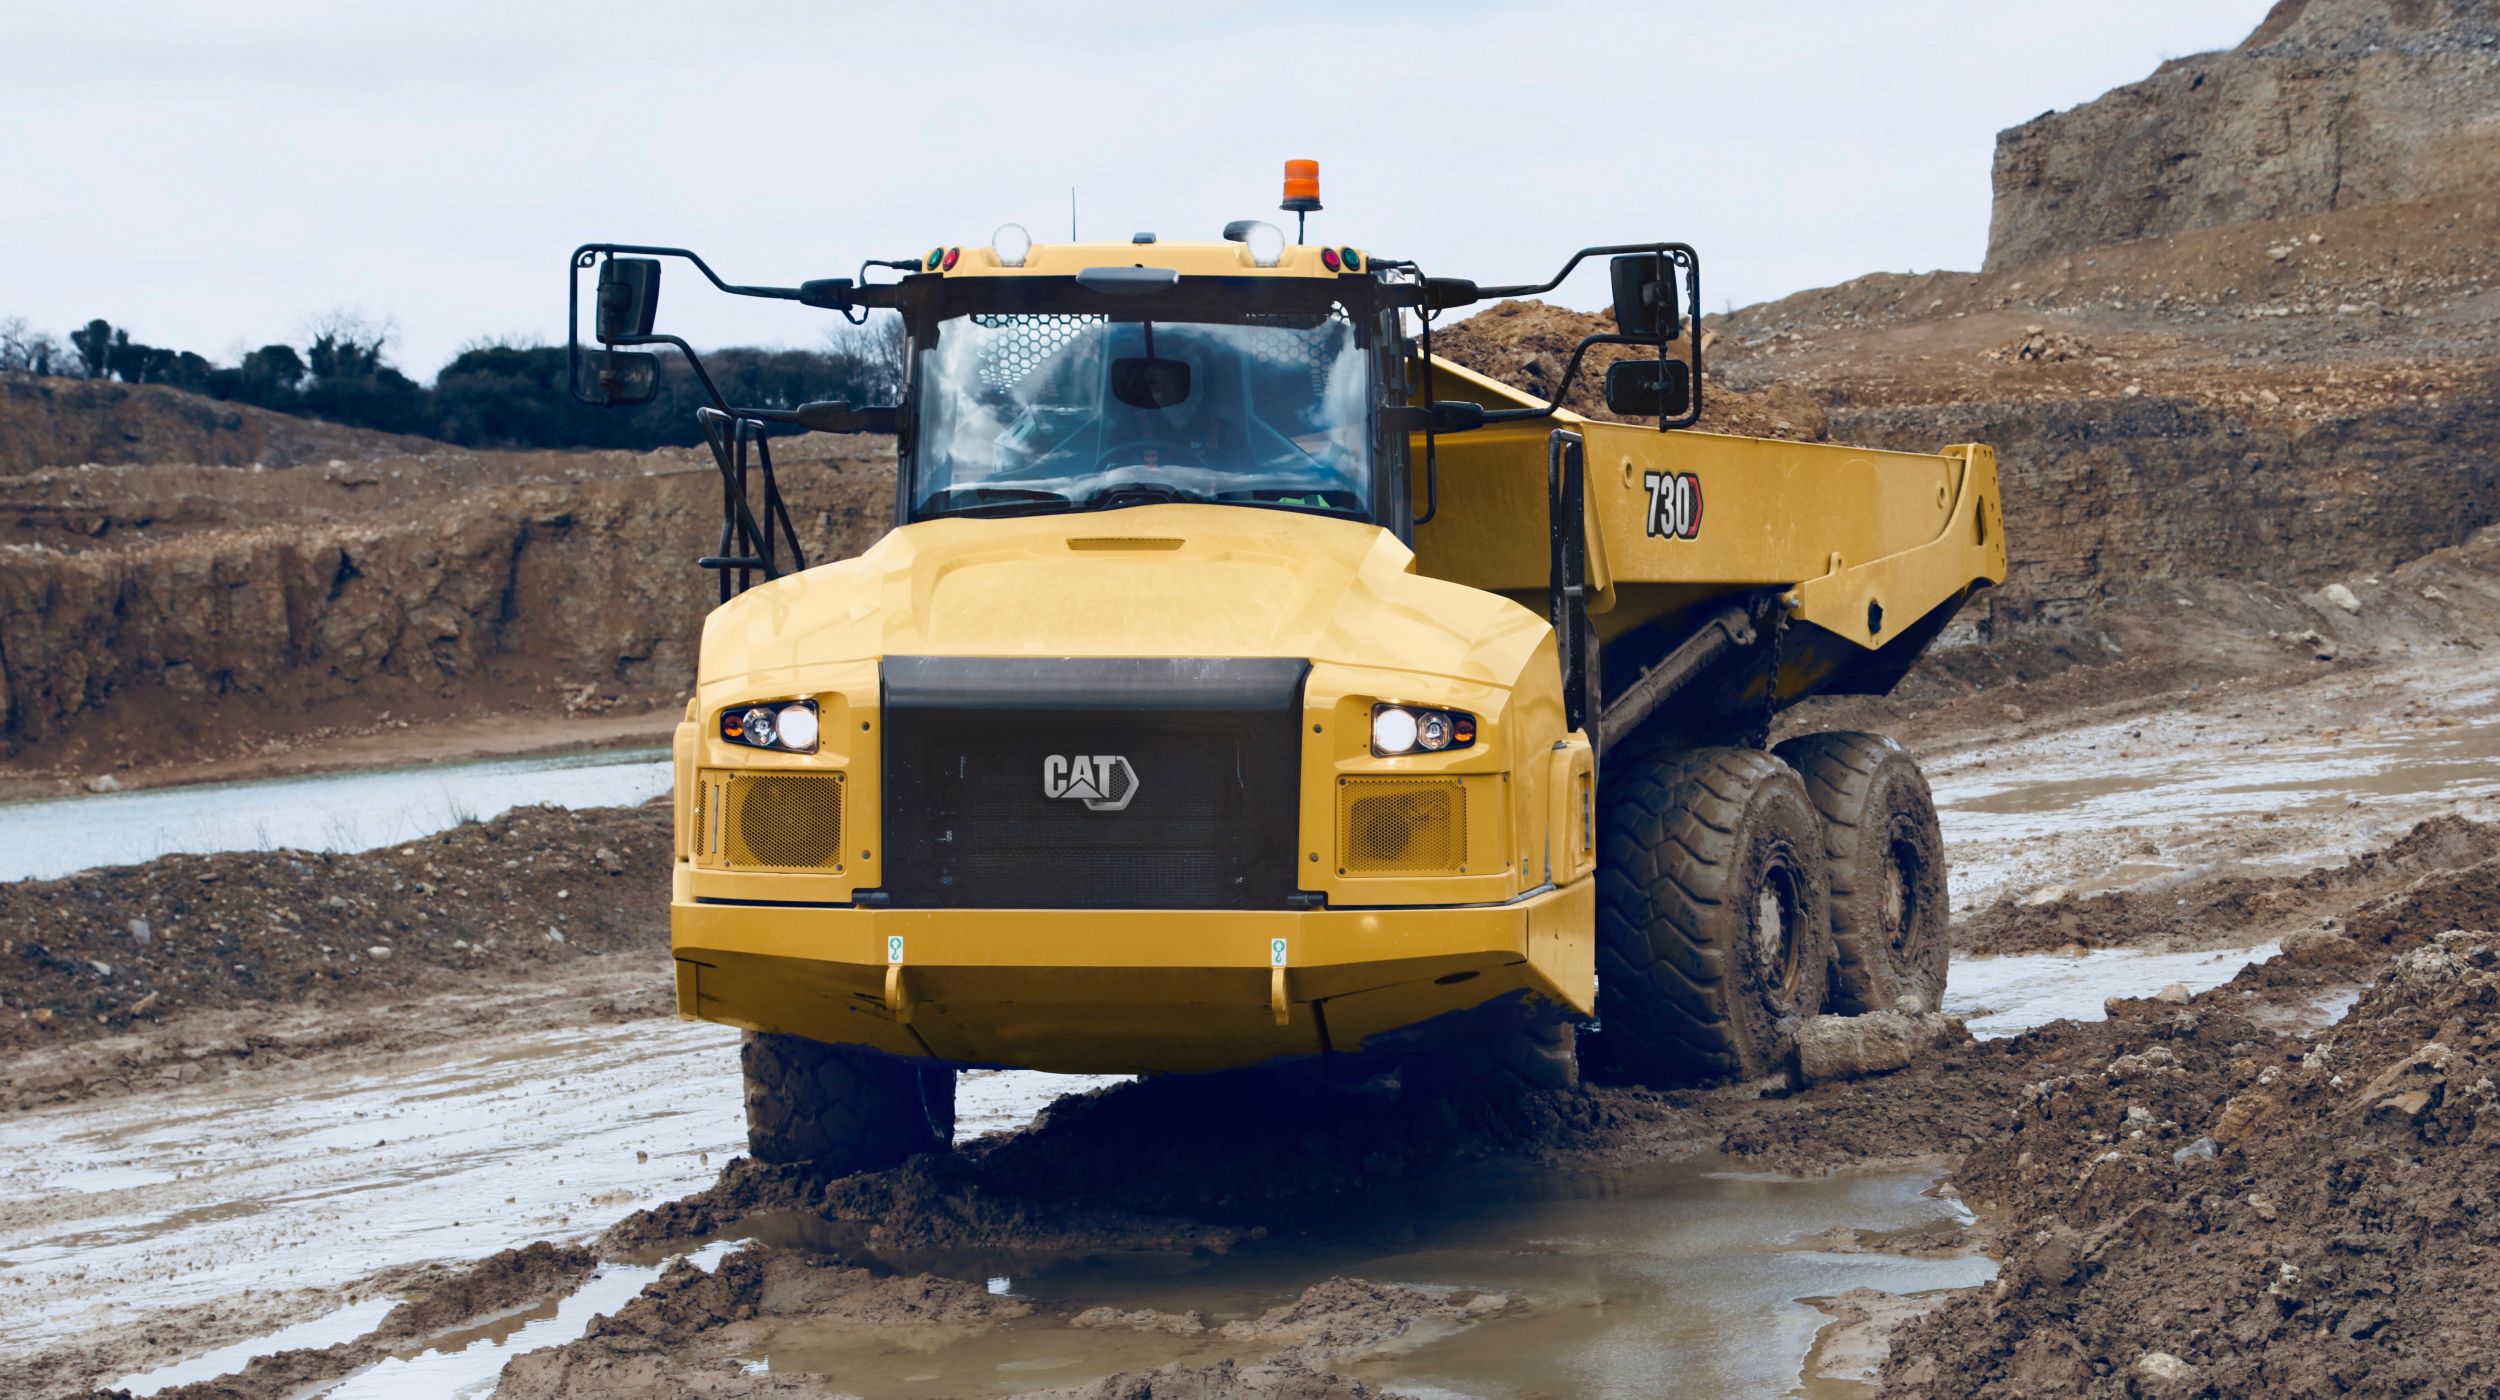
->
[[5, 625, 2496, 1398]]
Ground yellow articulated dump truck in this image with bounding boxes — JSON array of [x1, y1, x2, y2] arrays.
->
[[567, 165, 2005, 1172]]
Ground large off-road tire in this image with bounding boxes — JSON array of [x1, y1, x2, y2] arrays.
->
[[1595, 747, 1832, 1086], [1775, 731, 1951, 1015], [1403, 1022, 1580, 1102], [741, 1032, 956, 1173]]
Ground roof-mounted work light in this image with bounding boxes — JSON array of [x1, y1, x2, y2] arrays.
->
[[993, 223, 1032, 267]]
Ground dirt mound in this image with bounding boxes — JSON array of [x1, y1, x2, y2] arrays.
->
[[1427, 299, 1825, 440], [0, 373, 438, 473], [1987, 0, 2500, 267], [0, 800, 671, 1080], [1958, 816, 2500, 955], [1885, 930, 2500, 1396]]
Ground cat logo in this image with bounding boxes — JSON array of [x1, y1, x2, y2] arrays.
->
[[1042, 754, 1139, 812]]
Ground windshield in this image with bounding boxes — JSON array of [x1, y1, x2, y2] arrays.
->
[[909, 294, 1376, 521]]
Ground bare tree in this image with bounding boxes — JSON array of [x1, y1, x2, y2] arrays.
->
[[822, 313, 907, 402]]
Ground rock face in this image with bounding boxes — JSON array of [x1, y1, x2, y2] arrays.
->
[[1827, 391, 2500, 622], [0, 441, 898, 768], [1986, 0, 2500, 267]]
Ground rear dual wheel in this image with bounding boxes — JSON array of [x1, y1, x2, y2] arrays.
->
[[1775, 731, 1951, 1015], [1595, 747, 1833, 1086]]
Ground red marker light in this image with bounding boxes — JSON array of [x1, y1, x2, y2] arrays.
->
[[941, 246, 961, 271], [1320, 247, 1341, 271]]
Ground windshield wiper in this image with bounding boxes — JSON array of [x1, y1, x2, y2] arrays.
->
[[924, 486, 1075, 518], [1079, 483, 1192, 511]]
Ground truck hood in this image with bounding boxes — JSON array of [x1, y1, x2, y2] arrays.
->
[[700, 504, 1551, 690]]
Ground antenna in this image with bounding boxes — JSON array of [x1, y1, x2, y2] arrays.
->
[[1069, 188, 1077, 241]]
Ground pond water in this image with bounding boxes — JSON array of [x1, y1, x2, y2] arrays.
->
[[0, 748, 671, 883]]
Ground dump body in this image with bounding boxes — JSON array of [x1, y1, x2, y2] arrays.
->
[[665, 239, 2005, 1077], [1416, 356, 2006, 710]]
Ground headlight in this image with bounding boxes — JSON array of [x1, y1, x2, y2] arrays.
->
[[721, 699, 820, 754], [1369, 703, 1477, 757]]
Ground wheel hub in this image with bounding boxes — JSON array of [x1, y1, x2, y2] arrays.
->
[[1755, 862, 1803, 993]]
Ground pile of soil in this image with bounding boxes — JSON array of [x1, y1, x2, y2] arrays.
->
[[1426, 298, 1827, 440], [1885, 926, 2500, 1396], [0, 372, 437, 474], [0, 800, 672, 1077]]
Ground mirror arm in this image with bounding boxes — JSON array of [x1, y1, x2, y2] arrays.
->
[[1471, 240, 1697, 303], [571, 242, 811, 303]]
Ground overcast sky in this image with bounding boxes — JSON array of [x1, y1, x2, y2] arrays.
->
[[2, 1, 2275, 376]]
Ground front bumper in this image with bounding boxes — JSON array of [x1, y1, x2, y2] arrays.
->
[[670, 876, 1595, 1076]]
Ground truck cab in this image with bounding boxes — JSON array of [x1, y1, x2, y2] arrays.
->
[[668, 234, 1597, 1081]]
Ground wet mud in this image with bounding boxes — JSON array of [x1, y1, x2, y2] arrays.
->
[[18, 649, 2500, 1397]]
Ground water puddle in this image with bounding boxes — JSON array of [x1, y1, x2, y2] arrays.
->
[[321, 1240, 739, 1400], [1943, 716, 2500, 832], [0, 1013, 1103, 1362], [1931, 710, 2500, 909], [1944, 942, 2278, 1038], [749, 1161, 1993, 1399], [0, 747, 670, 882], [110, 1295, 400, 1394]]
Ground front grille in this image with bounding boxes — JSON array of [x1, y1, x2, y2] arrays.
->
[[880, 657, 1309, 909], [1339, 777, 1467, 875]]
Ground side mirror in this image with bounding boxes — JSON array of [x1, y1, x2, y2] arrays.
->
[[1604, 359, 1692, 419], [1111, 357, 1192, 410], [595, 258, 662, 343], [793, 399, 900, 434], [582, 349, 660, 406], [1609, 254, 1680, 340]]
